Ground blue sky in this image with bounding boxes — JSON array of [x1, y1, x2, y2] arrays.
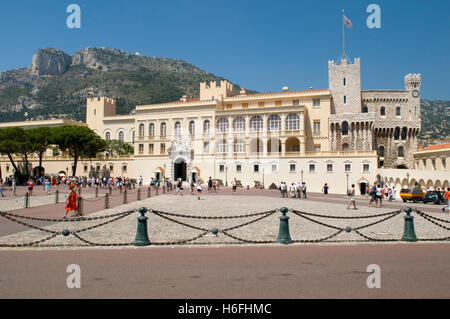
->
[[0, 0, 449, 100]]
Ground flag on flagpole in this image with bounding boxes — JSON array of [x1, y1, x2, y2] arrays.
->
[[343, 15, 352, 28]]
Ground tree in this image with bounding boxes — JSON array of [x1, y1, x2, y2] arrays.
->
[[0, 127, 34, 180], [28, 127, 54, 170], [104, 139, 134, 157], [52, 125, 106, 177]]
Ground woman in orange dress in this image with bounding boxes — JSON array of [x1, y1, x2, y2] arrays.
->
[[64, 184, 79, 219]]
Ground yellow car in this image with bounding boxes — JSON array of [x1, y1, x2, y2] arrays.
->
[[400, 188, 425, 203]]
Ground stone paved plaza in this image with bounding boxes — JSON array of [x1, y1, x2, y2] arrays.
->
[[1, 192, 449, 249]]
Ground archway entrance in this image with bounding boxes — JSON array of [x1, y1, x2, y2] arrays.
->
[[174, 158, 187, 181]]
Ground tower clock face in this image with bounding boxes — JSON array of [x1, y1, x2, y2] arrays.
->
[[412, 90, 419, 98]]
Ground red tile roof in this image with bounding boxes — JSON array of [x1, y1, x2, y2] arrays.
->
[[421, 143, 450, 151]]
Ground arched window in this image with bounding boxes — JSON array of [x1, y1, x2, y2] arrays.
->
[[268, 114, 281, 131], [216, 139, 227, 154], [398, 146, 405, 158], [285, 114, 300, 130], [105, 132, 111, 141], [380, 106, 386, 116], [139, 124, 145, 137], [401, 127, 407, 140], [378, 146, 385, 157], [189, 121, 195, 136], [160, 122, 166, 137], [118, 131, 124, 142], [250, 115, 263, 132], [149, 123, 155, 137], [203, 120, 210, 137], [394, 127, 400, 140], [396, 106, 401, 116], [342, 121, 349, 135], [234, 139, 245, 153], [217, 118, 229, 133], [232, 117, 245, 132], [342, 143, 349, 152], [174, 122, 181, 137]]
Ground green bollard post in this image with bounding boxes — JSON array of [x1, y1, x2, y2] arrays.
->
[[104, 193, 110, 209], [123, 187, 128, 204], [55, 190, 59, 204], [277, 207, 292, 244], [402, 207, 417, 242], [148, 187, 151, 198], [134, 207, 150, 246], [137, 188, 141, 201]]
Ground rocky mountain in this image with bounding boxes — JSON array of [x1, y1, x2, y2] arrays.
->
[[0, 47, 252, 122], [418, 99, 450, 145]]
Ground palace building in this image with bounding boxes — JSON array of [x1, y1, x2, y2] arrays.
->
[[1, 57, 436, 194]]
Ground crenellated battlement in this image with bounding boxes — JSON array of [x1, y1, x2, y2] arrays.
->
[[404, 73, 421, 90], [200, 80, 233, 100]]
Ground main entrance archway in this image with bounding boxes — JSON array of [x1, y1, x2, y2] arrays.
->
[[174, 158, 187, 181]]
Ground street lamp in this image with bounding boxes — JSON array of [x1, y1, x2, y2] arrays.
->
[[262, 166, 265, 188], [225, 165, 228, 186], [346, 173, 349, 192], [406, 172, 410, 187], [301, 170, 304, 184]]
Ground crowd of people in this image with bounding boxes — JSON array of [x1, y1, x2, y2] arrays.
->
[[279, 182, 307, 199]]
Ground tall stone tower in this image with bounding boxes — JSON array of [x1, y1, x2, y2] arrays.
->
[[328, 58, 362, 114]]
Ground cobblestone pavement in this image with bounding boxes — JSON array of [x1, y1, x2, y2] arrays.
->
[[0, 191, 448, 250]]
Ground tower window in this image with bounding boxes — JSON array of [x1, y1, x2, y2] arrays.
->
[[396, 106, 401, 116], [362, 105, 368, 113], [343, 78, 346, 86], [344, 96, 347, 104], [398, 146, 405, 158], [380, 106, 386, 116], [341, 121, 349, 135]]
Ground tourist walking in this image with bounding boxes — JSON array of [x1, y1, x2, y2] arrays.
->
[[442, 188, 450, 213], [190, 180, 195, 195], [176, 178, 183, 196], [11, 178, 16, 196], [376, 184, 383, 208], [231, 178, 237, 195], [346, 184, 357, 209], [208, 177, 213, 193], [27, 179, 34, 196], [290, 183, 297, 198], [44, 179, 51, 194], [196, 182, 203, 200], [280, 182, 287, 198], [302, 182, 307, 198], [368, 182, 377, 207], [64, 184, 79, 219], [296, 182, 302, 199], [322, 183, 329, 198]]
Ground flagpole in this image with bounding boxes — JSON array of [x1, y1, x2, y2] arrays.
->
[[342, 10, 345, 61]]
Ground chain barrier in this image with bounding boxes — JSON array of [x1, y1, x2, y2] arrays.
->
[[0, 206, 449, 248], [150, 209, 278, 220]]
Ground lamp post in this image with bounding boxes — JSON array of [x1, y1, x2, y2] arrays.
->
[[406, 172, 410, 187], [225, 165, 228, 187], [346, 173, 349, 192], [262, 166, 265, 188], [301, 170, 304, 184]]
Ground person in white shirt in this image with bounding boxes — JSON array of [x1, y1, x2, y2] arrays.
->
[[346, 184, 357, 209], [290, 183, 297, 198]]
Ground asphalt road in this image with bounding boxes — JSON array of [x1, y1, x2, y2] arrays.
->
[[0, 243, 449, 299]]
